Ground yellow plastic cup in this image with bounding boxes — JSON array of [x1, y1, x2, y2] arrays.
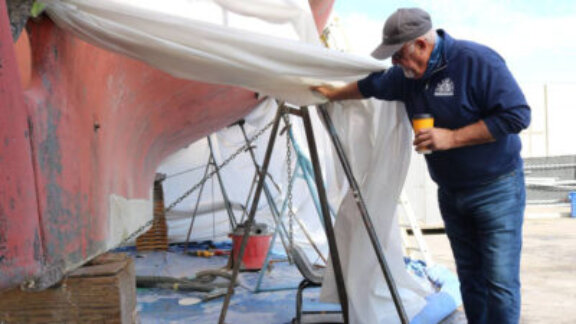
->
[[412, 113, 434, 154]]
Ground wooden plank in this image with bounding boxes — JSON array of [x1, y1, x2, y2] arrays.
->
[[69, 262, 126, 278], [0, 253, 136, 323]]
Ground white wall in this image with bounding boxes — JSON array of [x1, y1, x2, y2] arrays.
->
[[402, 152, 443, 228], [520, 83, 576, 158]]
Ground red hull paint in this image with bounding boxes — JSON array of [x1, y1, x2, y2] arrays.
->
[[0, 0, 334, 291], [0, 0, 44, 291]]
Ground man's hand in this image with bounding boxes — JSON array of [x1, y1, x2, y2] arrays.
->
[[413, 120, 495, 152], [309, 82, 364, 101], [310, 84, 338, 101], [413, 128, 456, 152]]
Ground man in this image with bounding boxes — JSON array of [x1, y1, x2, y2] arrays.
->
[[312, 7, 530, 324]]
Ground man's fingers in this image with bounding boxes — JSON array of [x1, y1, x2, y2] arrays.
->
[[413, 129, 435, 152], [310, 85, 331, 99], [419, 138, 433, 148], [413, 131, 432, 145]]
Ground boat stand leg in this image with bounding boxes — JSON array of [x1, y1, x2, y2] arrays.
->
[[317, 104, 409, 324], [184, 154, 212, 251], [299, 106, 349, 323], [218, 104, 285, 324], [238, 121, 293, 264], [207, 136, 238, 229]]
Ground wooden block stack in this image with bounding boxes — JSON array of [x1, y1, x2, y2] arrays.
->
[[0, 253, 137, 323], [136, 176, 168, 251]]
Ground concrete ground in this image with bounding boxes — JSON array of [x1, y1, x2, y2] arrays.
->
[[428, 215, 576, 324]]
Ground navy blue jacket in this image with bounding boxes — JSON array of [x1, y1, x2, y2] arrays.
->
[[357, 30, 531, 189]]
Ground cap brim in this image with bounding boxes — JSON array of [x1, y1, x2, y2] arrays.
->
[[371, 42, 404, 60]]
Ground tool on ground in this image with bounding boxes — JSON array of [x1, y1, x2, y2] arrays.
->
[[189, 249, 230, 257]]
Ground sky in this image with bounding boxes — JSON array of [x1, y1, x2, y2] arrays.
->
[[333, 0, 576, 85]]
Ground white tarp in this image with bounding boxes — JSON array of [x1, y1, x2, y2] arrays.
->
[[43, 0, 386, 105], [321, 99, 432, 323], [42, 1, 433, 322]]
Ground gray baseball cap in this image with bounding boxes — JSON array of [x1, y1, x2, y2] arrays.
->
[[371, 8, 432, 59]]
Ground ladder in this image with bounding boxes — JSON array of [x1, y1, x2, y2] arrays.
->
[[398, 191, 433, 266]]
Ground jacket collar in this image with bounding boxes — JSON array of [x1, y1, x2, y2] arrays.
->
[[423, 29, 452, 79]]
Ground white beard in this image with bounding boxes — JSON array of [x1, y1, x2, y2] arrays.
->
[[401, 66, 416, 79]]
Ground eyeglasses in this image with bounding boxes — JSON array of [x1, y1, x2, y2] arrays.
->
[[391, 41, 414, 61], [391, 48, 405, 61]]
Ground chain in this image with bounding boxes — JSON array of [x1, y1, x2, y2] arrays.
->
[[283, 114, 295, 253], [119, 219, 156, 247], [165, 120, 275, 212], [118, 119, 276, 246]]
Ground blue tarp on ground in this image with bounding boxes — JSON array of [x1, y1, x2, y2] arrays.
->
[[410, 261, 462, 324], [115, 243, 462, 323]]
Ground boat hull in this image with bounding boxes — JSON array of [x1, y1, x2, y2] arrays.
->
[[0, 0, 333, 291]]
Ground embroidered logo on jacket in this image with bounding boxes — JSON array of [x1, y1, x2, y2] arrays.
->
[[434, 78, 454, 96]]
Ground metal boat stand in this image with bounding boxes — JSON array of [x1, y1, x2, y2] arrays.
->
[[234, 119, 328, 293], [218, 104, 409, 324], [207, 136, 239, 230], [183, 136, 239, 248], [235, 119, 296, 266]]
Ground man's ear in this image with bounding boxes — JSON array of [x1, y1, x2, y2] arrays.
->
[[414, 38, 428, 50]]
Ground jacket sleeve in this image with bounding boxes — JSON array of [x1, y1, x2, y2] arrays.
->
[[357, 67, 405, 101], [474, 52, 531, 139]]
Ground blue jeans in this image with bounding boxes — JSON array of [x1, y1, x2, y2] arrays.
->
[[438, 168, 525, 324]]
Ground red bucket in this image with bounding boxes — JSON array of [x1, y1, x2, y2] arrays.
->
[[230, 231, 272, 271]]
